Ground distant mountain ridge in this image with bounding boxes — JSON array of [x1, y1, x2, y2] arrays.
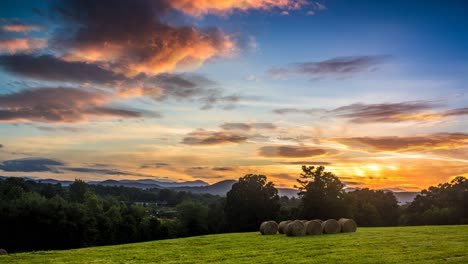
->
[[0, 176, 418, 203]]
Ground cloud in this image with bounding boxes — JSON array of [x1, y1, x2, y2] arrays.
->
[[184, 166, 224, 179], [268, 55, 390, 79], [212, 167, 235, 171], [0, 38, 47, 54], [0, 54, 126, 84], [273, 101, 468, 123], [140, 162, 171, 169], [1, 24, 44, 33], [52, 0, 236, 77], [331, 101, 440, 123], [182, 129, 248, 145], [259, 145, 327, 158], [0, 87, 147, 123], [0, 158, 63, 172], [169, 0, 310, 17], [0, 55, 241, 109], [118, 73, 241, 110], [334, 133, 468, 152], [220, 122, 277, 131], [35, 126, 86, 133], [273, 108, 324, 115], [62, 167, 128, 175], [277, 161, 331, 165]]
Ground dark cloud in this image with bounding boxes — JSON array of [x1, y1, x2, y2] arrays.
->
[[442, 107, 468, 117], [269, 55, 390, 79], [62, 167, 127, 175], [0, 54, 125, 83], [220, 122, 277, 131], [273, 101, 468, 123], [212, 167, 235, 171], [140, 162, 170, 169], [259, 146, 327, 158], [0, 158, 63, 172], [331, 101, 439, 123], [277, 161, 331, 165], [182, 130, 248, 145], [120, 73, 241, 110], [51, 0, 235, 77], [334, 133, 468, 151], [0, 87, 147, 123]]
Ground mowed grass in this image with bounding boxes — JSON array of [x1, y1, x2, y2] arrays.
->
[[2, 225, 468, 264]]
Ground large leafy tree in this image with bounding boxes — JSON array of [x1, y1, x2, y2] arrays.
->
[[295, 166, 348, 219], [403, 176, 468, 225], [347, 188, 399, 226], [224, 174, 280, 232]]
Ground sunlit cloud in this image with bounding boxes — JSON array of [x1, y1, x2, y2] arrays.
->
[[53, 0, 236, 77], [0, 38, 47, 54], [258, 145, 328, 158], [333, 133, 468, 152], [0, 87, 148, 123], [1, 24, 44, 33], [182, 129, 249, 145], [169, 0, 312, 17]]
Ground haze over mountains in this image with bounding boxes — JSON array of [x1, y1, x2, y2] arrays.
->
[[0, 176, 418, 204]]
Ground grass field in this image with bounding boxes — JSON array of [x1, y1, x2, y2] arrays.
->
[[2, 225, 467, 263]]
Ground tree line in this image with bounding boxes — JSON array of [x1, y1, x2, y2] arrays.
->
[[0, 166, 466, 252]]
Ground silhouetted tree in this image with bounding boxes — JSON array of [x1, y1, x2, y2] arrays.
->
[[402, 176, 467, 225], [224, 174, 280, 232], [176, 200, 209, 236], [295, 166, 348, 219], [347, 188, 399, 226]]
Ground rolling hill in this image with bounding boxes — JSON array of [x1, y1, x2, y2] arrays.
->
[[0, 176, 419, 203], [3, 225, 467, 263]]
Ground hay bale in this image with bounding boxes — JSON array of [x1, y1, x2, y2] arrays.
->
[[0, 249, 7, 255], [338, 218, 357, 233], [313, 219, 323, 224], [285, 220, 306, 236], [260, 221, 278, 235], [305, 220, 323, 235], [322, 219, 340, 234], [300, 220, 308, 224], [278, 220, 292, 234]]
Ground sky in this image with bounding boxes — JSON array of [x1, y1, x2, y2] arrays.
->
[[0, 0, 467, 191]]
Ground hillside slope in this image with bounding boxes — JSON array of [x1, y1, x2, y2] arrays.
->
[[3, 225, 467, 264]]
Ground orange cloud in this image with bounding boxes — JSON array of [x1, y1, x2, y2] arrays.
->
[[0, 38, 47, 54], [0, 87, 146, 123], [2, 24, 44, 33], [334, 133, 468, 152], [182, 129, 248, 145], [259, 145, 328, 158], [170, 0, 309, 17]]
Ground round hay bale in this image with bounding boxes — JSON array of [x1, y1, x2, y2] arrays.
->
[[313, 219, 323, 224], [322, 219, 340, 234], [338, 218, 357, 233], [300, 220, 308, 224], [260, 221, 278, 235], [305, 220, 323, 235], [285, 220, 306, 236], [0, 249, 7, 255], [278, 220, 292, 234]]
